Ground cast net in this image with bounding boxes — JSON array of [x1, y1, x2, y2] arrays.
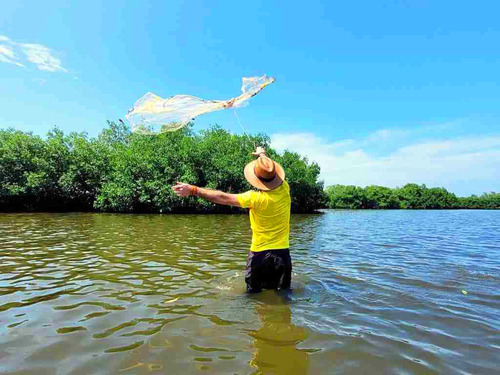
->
[[125, 75, 275, 134]]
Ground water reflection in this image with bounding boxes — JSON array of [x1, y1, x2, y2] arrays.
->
[[248, 292, 309, 375], [1, 211, 499, 374]]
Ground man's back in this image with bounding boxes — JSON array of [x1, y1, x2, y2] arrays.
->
[[237, 180, 291, 252]]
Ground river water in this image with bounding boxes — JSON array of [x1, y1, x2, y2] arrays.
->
[[0, 210, 498, 374]]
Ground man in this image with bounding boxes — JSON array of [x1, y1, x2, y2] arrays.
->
[[172, 147, 292, 293]]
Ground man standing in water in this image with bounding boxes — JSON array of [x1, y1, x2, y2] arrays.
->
[[172, 147, 292, 293]]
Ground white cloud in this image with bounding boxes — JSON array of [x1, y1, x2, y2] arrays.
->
[[271, 126, 500, 196], [0, 35, 68, 72], [21, 43, 68, 72], [0, 45, 25, 67]]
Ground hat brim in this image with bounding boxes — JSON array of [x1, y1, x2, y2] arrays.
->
[[244, 160, 285, 191]]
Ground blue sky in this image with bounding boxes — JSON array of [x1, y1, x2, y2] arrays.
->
[[1, 0, 499, 196]]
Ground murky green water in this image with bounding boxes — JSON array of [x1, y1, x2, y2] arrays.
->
[[0, 211, 499, 374]]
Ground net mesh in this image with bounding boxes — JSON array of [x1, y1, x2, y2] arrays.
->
[[125, 75, 275, 134]]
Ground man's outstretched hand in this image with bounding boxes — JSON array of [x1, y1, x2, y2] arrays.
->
[[172, 182, 194, 197], [172, 183, 239, 206]]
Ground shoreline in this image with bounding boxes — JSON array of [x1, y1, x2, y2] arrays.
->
[[1, 208, 497, 215]]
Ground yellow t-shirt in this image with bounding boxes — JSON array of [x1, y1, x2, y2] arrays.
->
[[236, 180, 291, 252]]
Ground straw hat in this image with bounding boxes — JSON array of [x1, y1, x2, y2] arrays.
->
[[244, 152, 285, 191]]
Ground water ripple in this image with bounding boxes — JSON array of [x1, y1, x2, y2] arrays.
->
[[0, 211, 499, 374]]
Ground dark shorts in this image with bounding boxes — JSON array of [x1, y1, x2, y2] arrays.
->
[[245, 249, 292, 293]]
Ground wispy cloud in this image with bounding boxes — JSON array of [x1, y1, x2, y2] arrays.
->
[[0, 44, 25, 67], [0, 35, 68, 73], [21, 43, 68, 72], [271, 124, 500, 196]]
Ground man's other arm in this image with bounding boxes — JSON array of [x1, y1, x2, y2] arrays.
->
[[172, 182, 241, 207]]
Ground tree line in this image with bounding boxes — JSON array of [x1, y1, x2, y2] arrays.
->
[[0, 123, 324, 213], [1, 123, 497, 213], [325, 184, 499, 209]]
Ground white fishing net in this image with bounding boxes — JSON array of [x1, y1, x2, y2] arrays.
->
[[126, 75, 275, 134]]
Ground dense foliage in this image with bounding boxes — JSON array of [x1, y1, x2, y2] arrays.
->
[[1, 123, 496, 213], [325, 183, 499, 209], [0, 123, 325, 213]]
